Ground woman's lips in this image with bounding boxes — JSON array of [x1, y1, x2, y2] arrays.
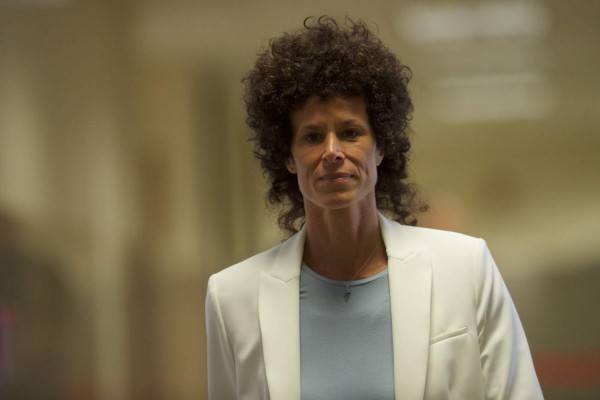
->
[[319, 173, 353, 181]]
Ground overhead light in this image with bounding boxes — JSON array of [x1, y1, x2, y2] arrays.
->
[[428, 73, 558, 123], [396, 1, 551, 44], [0, 0, 69, 6], [437, 72, 546, 88]]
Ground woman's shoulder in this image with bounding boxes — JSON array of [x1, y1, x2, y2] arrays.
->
[[210, 243, 283, 283], [385, 221, 495, 291], [206, 243, 286, 311], [381, 215, 485, 256], [211, 226, 305, 284], [404, 222, 475, 237], [403, 224, 482, 247], [400, 224, 488, 267]]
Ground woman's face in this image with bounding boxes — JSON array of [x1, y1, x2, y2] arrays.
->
[[286, 95, 383, 213]]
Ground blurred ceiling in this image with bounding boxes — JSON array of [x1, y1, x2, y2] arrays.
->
[[128, 0, 600, 276]]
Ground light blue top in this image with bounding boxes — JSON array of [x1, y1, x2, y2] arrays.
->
[[300, 264, 395, 400]]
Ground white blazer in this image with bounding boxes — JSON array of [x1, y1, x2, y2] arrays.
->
[[205, 214, 543, 399]]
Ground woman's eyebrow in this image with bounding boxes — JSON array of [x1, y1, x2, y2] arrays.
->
[[295, 119, 368, 133], [296, 123, 325, 132], [337, 119, 365, 127]]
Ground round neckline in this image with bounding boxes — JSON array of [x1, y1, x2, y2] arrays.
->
[[301, 263, 388, 287]]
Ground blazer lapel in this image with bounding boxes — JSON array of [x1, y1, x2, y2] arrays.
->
[[258, 227, 306, 400], [380, 215, 432, 400]]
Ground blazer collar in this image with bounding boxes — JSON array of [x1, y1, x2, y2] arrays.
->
[[259, 215, 432, 400], [378, 212, 426, 259], [258, 225, 305, 400], [269, 224, 306, 281], [380, 214, 433, 400]]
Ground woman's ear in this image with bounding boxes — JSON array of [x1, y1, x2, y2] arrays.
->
[[376, 149, 384, 166], [285, 157, 297, 173]]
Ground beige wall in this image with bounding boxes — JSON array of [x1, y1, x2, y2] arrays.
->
[[0, 1, 599, 399]]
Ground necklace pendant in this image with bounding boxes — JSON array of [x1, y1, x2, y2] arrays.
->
[[344, 285, 351, 303]]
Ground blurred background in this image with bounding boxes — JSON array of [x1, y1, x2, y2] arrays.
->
[[0, 0, 599, 399]]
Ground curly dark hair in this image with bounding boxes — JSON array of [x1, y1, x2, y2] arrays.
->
[[243, 16, 427, 235]]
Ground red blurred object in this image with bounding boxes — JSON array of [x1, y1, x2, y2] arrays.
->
[[534, 351, 600, 388], [0, 303, 15, 380]]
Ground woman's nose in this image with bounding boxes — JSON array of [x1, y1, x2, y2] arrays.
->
[[322, 134, 344, 163]]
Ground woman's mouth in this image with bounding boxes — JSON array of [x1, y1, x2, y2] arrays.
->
[[319, 173, 353, 181]]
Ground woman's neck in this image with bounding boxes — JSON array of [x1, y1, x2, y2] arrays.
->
[[303, 204, 387, 281]]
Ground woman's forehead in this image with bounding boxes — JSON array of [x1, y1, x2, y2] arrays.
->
[[290, 95, 369, 130]]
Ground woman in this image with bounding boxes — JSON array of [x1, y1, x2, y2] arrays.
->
[[205, 16, 543, 399]]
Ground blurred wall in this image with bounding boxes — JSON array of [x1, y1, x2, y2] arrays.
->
[[0, 0, 599, 399]]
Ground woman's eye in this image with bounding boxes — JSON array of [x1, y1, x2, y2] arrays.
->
[[343, 129, 360, 139], [304, 133, 321, 143]]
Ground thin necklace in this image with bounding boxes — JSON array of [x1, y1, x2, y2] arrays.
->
[[309, 241, 381, 303]]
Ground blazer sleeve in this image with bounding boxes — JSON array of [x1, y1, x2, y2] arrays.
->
[[205, 274, 237, 400], [474, 239, 544, 399]]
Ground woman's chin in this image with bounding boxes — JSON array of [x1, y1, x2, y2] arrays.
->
[[306, 192, 375, 212]]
